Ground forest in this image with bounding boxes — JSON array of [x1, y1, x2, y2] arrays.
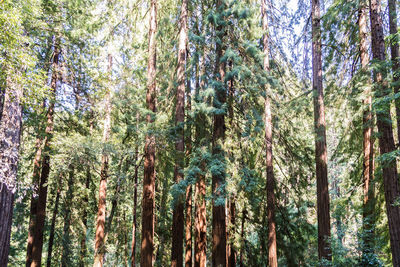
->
[[0, 0, 400, 266]]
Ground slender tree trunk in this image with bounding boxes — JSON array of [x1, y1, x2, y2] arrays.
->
[[131, 140, 139, 267], [31, 41, 60, 267], [261, 1, 278, 266], [185, 50, 193, 267], [370, 1, 400, 265], [141, 0, 157, 265], [0, 72, 23, 266], [61, 166, 74, 267], [311, 0, 332, 262], [79, 167, 91, 267], [46, 174, 62, 267], [194, 24, 208, 267], [388, 0, 400, 143], [26, 124, 44, 267], [212, 1, 227, 266], [359, 2, 376, 262], [93, 54, 113, 267], [172, 0, 188, 265]]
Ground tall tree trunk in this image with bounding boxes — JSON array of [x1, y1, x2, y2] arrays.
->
[[261, 1, 278, 266], [311, 0, 332, 262], [185, 50, 193, 267], [359, 1, 376, 262], [0, 72, 23, 266], [131, 138, 139, 267], [370, 0, 400, 265], [31, 41, 60, 267], [141, 0, 157, 265], [212, 1, 227, 266], [388, 0, 400, 142], [172, 0, 188, 265], [93, 54, 113, 267], [46, 174, 62, 267], [61, 166, 74, 267], [26, 118, 45, 267]]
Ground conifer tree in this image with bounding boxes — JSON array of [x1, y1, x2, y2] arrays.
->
[[369, 0, 400, 265], [311, 0, 331, 262]]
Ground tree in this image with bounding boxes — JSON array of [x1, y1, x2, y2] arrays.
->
[[171, 0, 188, 265], [30, 40, 60, 267], [93, 54, 113, 267], [358, 0, 376, 263], [369, 0, 400, 265], [211, 0, 227, 265], [0, 73, 23, 267], [141, 0, 157, 265], [261, 0, 278, 266], [311, 0, 332, 262], [388, 0, 400, 141]]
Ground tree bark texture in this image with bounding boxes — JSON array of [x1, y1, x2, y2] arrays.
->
[[93, 54, 113, 267], [0, 71, 23, 267], [262, 1, 278, 266], [141, 0, 157, 265], [172, 0, 188, 265], [31, 41, 60, 267], [370, 0, 400, 265], [311, 0, 332, 262]]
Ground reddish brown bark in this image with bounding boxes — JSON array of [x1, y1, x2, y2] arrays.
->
[[131, 140, 139, 267], [46, 174, 62, 267], [194, 35, 207, 267], [0, 73, 23, 266], [26, 125, 44, 267], [93, 54, 113, 267], [212, 1, 227, 266], [31, 42, 60, 267], [261, 1, 278, 266], [388, 0, 400, 142], [141, 0, 157, 265], [185, 52, 193, 267], [359, 1, 376, 261], [370, 0, 400, 265], [311, 0, 332, 262], [172, 0, 188, 265]]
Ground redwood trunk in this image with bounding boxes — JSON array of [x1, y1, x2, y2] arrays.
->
[[131, 141, 139, 267], [46, 175, 62, 267], [0, 76, 23, 266], [212, 1, 227, 265], [26, 132, 43, 267], [370, 0, 400, 265], [31, 43, 60, 267], [172, 0, 188, 265], [141, 0, 157, 265], [388, 0, 400, 142], [185, 54, 193, 267], [194, 29, 207, 267], [261, 1, 278, 266], [359, 1, 376, 262], [93, 54, 113, 267], [311, 0, 332, 261]]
